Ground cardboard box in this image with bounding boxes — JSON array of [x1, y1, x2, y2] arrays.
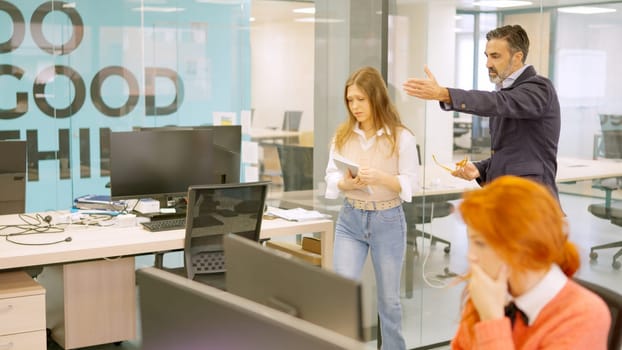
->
[[266, 241, 321, 266], [301, 236, 321, 255]]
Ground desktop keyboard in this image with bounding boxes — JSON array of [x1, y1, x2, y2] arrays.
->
[[141, 217, 186, 232]]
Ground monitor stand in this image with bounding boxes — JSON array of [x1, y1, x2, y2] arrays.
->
[[134, 195, 187, 220]]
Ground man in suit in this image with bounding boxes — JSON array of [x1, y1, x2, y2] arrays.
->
[[402, 24, 561, 200]]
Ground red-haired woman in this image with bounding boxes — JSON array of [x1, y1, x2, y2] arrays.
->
[[452, 175, 610, 349]]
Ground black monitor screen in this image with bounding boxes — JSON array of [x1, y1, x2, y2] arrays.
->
[[133, 125, 242, 185], [110, 128, 232, 201], [224, 234, 365, 341]]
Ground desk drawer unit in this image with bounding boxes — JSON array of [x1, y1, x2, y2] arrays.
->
[[0, 271, 46, 350]]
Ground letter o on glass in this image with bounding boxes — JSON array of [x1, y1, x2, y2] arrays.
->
[[0, 0, 26, 53], [91, 66, 140, 117], [33, 65, 86, 118], [30, 1, 84, 55]]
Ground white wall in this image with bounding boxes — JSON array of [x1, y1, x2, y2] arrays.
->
[[393, 2, 456, 169], [250, 1, 315, 131]]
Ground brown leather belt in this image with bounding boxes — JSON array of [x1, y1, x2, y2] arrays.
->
[[346, 198, 402, 211]]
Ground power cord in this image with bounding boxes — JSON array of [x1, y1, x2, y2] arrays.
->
[[1, 213, 71, 246], [419, 203, 459, 289]]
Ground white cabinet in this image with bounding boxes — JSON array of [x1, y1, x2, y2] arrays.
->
[[0, 271, 46, 350]]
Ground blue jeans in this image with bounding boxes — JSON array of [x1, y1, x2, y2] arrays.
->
[[333, 200, 407, 350]]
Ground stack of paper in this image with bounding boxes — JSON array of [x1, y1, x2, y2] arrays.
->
[[266, 207, 331, 222], [74, 195, 125, 211]]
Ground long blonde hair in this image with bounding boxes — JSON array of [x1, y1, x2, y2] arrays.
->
[[333, 66, 409, 155]]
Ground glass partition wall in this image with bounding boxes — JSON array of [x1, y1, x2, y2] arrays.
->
[[2, 0, 621, 349]]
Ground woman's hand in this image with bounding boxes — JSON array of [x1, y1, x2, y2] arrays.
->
[[357, 166, 386, 186], [338, 169, 369, 191], [468, 263, 508, 322]]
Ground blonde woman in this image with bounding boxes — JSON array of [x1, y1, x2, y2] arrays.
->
[[325, 66, 418, 350]]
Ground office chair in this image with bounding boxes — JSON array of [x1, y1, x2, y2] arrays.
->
[[574, 278, 622, 350], [588, 114, 622, 270], [401, 146, 455, 298], [157, 182, 269, 290], [275, 143, 314, 192]]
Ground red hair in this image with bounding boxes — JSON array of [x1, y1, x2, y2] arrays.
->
[[458, 176, 579, 335]]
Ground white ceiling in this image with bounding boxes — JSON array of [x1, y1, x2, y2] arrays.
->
[[252, 0, 621, 15]]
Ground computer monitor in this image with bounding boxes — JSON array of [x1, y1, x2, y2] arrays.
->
[[183, 182, 270, 279], [136, 267, 366, 350], [109, 127, 241, 204], [0, 140, 27, 214], [133, 125, 242, 185], [223, 234, 365, 341], [282, 110, 302, 131]]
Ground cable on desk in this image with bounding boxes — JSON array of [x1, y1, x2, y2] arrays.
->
[[1, 213, 69, 246]]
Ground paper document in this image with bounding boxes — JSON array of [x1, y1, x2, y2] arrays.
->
[[332, 154, 374, 194], [266, 207, 331, 222], [333, 154, 359, 177]]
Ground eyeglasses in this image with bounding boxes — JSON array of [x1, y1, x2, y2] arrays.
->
[[432, 154, 468, 173]]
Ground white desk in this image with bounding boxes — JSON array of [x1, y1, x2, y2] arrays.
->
[[249, 127, 301, 142], [0, 215, 333, 349], [0, 216, 334, 270], [556, 157, 622, 182]]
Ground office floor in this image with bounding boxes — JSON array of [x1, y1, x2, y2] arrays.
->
[[46, 187, 621, 350]]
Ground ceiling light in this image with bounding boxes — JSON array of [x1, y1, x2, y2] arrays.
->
[[557, 6, 616, 15], [293, 7, 315, 14], [295, 17, 343, 24], [132, 6, 185, 12], [472, 1, 532, 8], [195, 0, 242, 3]]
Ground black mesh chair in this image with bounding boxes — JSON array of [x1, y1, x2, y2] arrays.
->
[[275, 143, 313, 192], [588, 114, 622, 270], [575, 278, 622, 350]]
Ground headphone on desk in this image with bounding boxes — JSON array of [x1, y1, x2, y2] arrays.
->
[[2, 214, 72, 246], [5, 234, 72, 246]]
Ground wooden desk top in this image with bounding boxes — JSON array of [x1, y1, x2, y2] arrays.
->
[[0, 214, 333, 270]]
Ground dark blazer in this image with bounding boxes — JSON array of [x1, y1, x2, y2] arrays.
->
[[441, 66, 561, 199]]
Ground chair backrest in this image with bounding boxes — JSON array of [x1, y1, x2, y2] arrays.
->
[[0, 140, 27, 214], [275, 144, 313, 192], [575, 278, 622, 350], [599, 114, 622, 159], [282, 110, 303, 131], [183, 181, 270, 280]]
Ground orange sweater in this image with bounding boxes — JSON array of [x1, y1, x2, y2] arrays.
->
[[451, 279, 610, 350]]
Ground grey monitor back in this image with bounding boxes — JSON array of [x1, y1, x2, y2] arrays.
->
[[224, 234, 365, 341], [282, 110, 302, 131], [0, 140, 27, 214], [137, 267, 366, 350]]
